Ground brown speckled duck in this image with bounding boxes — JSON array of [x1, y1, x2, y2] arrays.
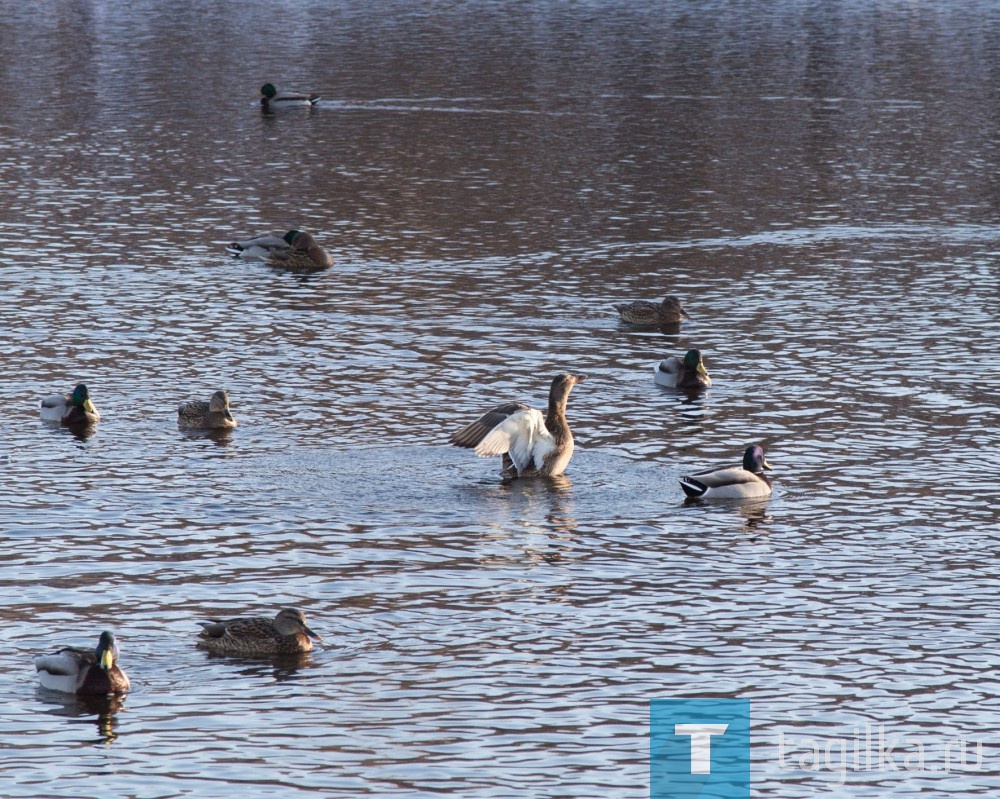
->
[[178, 390, 237, 430], [450, 372, 586, 479], [196, 608, 322, 656], [613, 295, 689, 325], [34, 631, 130, 695]]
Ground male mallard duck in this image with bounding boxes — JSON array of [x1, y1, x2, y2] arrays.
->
[[178, 390, 237, 430], [196, 608, 322, 656], [450, 373, 587, 478], [259, 83, 320, 110], [226, 230, 333, 270], [34, 631, 130, 695], [39, 384, 100, 427], [679, 445, 773, 499], [613, 295, 690, 325], [654, 349, 712, 389]]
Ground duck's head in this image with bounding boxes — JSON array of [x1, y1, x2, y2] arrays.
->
[[683, 349, 709, 377], [661, 296, 690, 319], [95, 631, 120, 671], [282, 230, 303, 245], [552, 372, 586, 391], [70, 384, 98, 414], [209, 390, 234, 421], [549, 373, 587, 404], [260, 83, 278, 100], [743, 445, 772, 474], [274, 608, 322, 641]]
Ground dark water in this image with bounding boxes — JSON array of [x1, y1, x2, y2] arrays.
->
[[1, 1, 999, 796]]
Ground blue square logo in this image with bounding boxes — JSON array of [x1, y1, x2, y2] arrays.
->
[[650, 699, 750, 799]]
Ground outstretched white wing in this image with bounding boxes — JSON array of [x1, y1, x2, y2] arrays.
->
[[451, 402, 554, 474]]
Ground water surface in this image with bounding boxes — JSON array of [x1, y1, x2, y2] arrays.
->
[[1, 1, 999, 797]]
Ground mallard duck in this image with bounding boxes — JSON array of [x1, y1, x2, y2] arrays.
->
[[225, 233, 289, 260], [259, 83, 320, 110], [266, 230, 333, 270], [450, 373, 587, 478], [613, 295, 690, 325], [196, 608, 322, 656], [654, 349, 712, 389], [39, 384, 100, 427], [226, 230, 333, 270], [679, 445, 773, 499], [34, 631, 130, 695], [178, 390, 237, 430]]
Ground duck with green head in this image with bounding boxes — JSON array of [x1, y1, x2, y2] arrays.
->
[[34, 631, 130, 695], [227, 229, 333, 270], [654, 349, 712, 389], [679, 445, 773, 500], [259, 83, 320, 110], [39, 383, 100, 427]]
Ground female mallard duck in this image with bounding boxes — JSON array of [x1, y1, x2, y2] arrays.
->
[[34, 631, 130, 695], [450, 373, 586, 478], [39, 384, 100, 427], [654, 349, 712, 389], [613, 295, 690, 325], [226, 230, 333, 270], [259, 83, 320, 110], [680, 445, 773, 499], [196, 608, 322, 656], [178, 390, 237, 430]]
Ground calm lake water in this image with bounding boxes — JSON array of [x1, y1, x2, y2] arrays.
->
[[1, 1, 999, 796]]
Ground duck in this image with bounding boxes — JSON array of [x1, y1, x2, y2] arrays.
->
[[196, 608, 322, 656], [679, 445, 773, 500], [39, 383, 100, 427], [178, 390, 237, 430], [226, 230, 333, 270], [654, 349, 712, 389], [34, 631, 130, 695], [259, 83, 320, 110], [613, 295, 690, 325], [450, 373, 586, 478]]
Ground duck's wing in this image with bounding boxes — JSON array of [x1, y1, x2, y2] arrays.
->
[[35, 646, 92, 675], [450, 402, 529, 449], [452, 403, 553, 475], [680, 466, 762, 498], [198, 616, 272, 639], [226, 235, 290, 258], [178, 399, 210, 415], [451, 402, 553, 472], [35, 646, 94, 691], [39, 393, 69, 420], [654, 357, 681, 386], [613, 300, 658, 322], [277, 90, 321, 103], [615, 300, 658, 313]]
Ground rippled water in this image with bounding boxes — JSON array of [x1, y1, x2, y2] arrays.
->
[[1, 1, 999, 797]]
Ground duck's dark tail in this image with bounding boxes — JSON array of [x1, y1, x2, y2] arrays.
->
[[678, 476, 708, 498]]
